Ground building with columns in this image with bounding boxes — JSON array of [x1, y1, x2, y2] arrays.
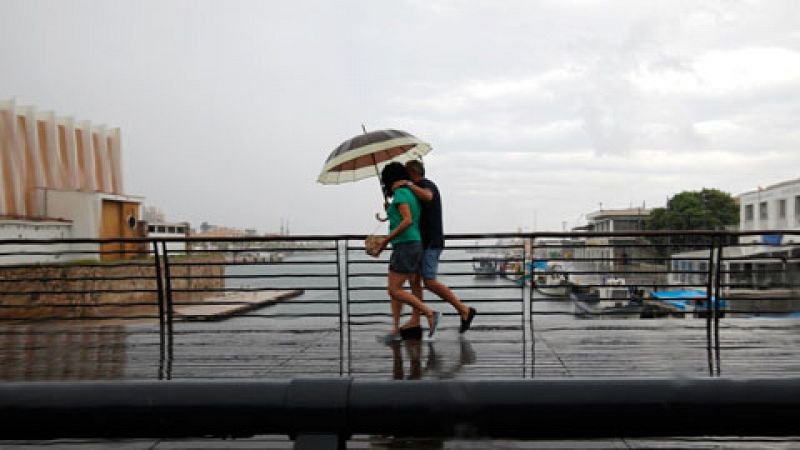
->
[[0, 98, 143, 262]]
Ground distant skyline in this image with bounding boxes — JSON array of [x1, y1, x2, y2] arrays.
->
[[2, 1, 799, 234]]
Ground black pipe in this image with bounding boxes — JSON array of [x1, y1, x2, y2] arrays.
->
[[1, 378, 799, 440]]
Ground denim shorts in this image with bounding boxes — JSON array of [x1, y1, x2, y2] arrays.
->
[[389, 241, 422, 274], [420, 247, 443, 280]]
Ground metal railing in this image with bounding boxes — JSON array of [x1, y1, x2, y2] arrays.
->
[[1, 230, 800, 446], [1, 230, 799, 335]]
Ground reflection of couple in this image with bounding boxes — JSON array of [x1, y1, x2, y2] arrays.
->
[[375, 160, 477, 340], [391, 338, 477, 380]]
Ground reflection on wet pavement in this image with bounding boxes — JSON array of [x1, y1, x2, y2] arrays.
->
[[0, 325, 129, 381]]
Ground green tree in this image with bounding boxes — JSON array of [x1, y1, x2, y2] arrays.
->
[[646, 188, 739, 251]]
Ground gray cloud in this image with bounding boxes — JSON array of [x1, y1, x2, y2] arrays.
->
[[1, 0, 798, 233]]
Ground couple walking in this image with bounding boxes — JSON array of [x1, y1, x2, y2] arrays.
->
[[374, 160, 477, 340]]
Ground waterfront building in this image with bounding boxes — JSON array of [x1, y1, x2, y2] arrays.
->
[[0, 98, 143, 263], [571, 207, 652, 282], [738, 177, 800, 244], [669, 179, 800, 306]]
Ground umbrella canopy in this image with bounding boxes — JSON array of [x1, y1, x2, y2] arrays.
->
[[317, 129, 432, 185]]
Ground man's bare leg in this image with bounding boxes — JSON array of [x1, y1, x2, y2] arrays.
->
[[423, 278, 470, 320]]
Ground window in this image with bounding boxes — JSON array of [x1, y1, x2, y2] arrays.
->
[[177, 226, 186, 234], [759, 201, 768, 220], [168, 226, 177, 233], [157, 226, 166, 233], [148, 225, 155, 233], [796, 196, 800, 222], [777, 199, 787, 219], [744, 204, 754, 221]]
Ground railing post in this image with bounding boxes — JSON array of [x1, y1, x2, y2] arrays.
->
[[335, 239, 345, 377], [713, 233, 725, 376], [335, 239, 344, 329], [528, 234, 536, 379], [160, 241, 174, 379], [703, 235, 716, 376], [343, 239, 352, 376], [151, 240, 166, 380]]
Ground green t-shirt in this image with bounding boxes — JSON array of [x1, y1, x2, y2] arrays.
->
[[387, 186, 421, 244]]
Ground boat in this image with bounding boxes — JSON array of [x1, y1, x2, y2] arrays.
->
[[569, 277, 643, 318], [530, 261, 570, 296], [647, 289, 726, 318], [472, 255, 501, 278]]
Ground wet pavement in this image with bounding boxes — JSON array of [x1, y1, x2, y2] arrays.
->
[[2, 302, 800, 448], [2, 315, 799, 381]]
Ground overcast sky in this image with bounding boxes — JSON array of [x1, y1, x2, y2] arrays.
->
[[2, 0, 799, 234]]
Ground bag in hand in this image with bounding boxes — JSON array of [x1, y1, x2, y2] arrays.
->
[[365, 235, 385, 257]]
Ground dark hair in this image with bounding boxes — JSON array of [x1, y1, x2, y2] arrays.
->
[[380, 162, 410, 197], [405, 160, 424, 177]]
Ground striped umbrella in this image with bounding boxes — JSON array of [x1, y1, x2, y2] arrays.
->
[[317, 129, 432, 185]]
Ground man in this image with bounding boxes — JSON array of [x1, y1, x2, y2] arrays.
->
[[393, 160, 476, 334]]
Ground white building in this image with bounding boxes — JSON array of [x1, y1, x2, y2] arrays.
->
[[738, 177, 800, 244], [670, 177, 800, 290], [573, 208, 651, 276], [146, 222, 190, 255]]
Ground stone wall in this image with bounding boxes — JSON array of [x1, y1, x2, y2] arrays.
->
[[0, 257, 224, 320]]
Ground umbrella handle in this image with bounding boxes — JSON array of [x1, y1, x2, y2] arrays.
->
[[375, 212, 388, 222]]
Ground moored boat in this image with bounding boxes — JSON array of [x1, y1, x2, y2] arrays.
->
[[569, 277, 643, 318]]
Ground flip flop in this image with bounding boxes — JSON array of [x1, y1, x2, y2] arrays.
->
[[459, 307, 477, 334], [428, 311, 442, 339]]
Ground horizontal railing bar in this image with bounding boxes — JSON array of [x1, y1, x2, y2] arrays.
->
[[171, 300, 337, 306], [0, 262, 157, 269], [346, 272, 519, 277], [0, 289, 160, 295], [2, 229, 798, 246], [0, 276, 157, 283], [349, 297, 521, 303], [346, 285, 521, 291], [167, 260, 336, 267], [171, 247, 336, 254], [0, 302, 158, 308], [166, 274, 337, 280], [169, 287, 321, 293], [174, 313, 341, 318], [346, 258, 524, 265], [0, 315, 161, 322], [347, 311, 522, 317], [0, 250, 154, 257]]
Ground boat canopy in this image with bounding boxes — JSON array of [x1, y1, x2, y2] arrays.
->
[[651, 289, 726, 309], [651, 290, 707, 300]]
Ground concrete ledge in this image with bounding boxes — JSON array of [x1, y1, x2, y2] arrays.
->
[[173, 290, 304, 321]]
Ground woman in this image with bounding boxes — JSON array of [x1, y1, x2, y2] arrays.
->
[[376, 162, 441, 339]]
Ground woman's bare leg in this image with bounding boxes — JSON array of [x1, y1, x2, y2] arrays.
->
[[390, 296, 403, 334], [388, 271, 434, 326], [401, 273, 423, 329]]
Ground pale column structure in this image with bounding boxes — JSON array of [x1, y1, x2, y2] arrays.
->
[[93, 125, 112, 192], [108, 128, 123, 194], [20, 106, 46, 216], [58, 117, 80, 190], [77, 120, 97, 192], [0, 98, 126, 217], [0, 99, 23, 215], [37, 111, 62, 189]]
